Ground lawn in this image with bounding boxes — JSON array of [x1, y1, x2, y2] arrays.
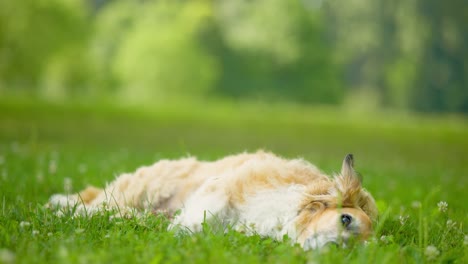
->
[[0, 99, 466, 263]]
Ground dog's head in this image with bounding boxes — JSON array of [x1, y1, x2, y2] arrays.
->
[[297, 154, 377, 250]]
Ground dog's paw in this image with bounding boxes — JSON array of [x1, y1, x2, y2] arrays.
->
[[170, 211, 204, 233]]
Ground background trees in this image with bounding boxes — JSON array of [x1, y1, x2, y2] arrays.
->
[[0, 0, 466, 113]]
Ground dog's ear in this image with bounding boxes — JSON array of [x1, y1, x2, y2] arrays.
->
[[341, 154, 354, 178], [335, 154, 362, 206], [337, 155, 378, 219]]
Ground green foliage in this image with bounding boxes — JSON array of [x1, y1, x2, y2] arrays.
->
[[109, 0, 218, 102], [0, 0, 467, 112], [325, 0, 468, 113], [0, 0, 90, 93], [409, 0, 468, 113], [214, 0, 343, 103], [0, 101, 466, 263]]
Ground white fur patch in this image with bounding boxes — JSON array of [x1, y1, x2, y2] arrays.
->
[[235, 185, 305, 240]]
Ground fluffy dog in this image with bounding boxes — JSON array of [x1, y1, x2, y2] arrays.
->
[[48, 151, 377, 249]]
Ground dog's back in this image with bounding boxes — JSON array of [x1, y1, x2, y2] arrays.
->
[[52, 151, 328, 213]]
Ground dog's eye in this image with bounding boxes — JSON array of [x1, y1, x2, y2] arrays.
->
[[341, 214, 352, 227]]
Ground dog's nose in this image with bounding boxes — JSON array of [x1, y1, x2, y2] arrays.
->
[[341, 214, 352, 228]]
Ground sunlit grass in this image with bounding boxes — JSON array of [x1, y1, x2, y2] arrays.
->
[[0, 100, 466, 263]]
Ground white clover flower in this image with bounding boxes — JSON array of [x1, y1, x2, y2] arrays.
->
[[63, 177, 72, 193], [437, 201, 448, 213], [47, 232, 53, 237], [424, 245, 440, 261], [411, 201, 421, 209], [464, 235, 468, 246], [19, 221, 31, 228], [32, 230, 39, 236], [36, 172, 44, 182], [399, 215, 409, 226], [446, 220, 456, 229], [49, 160, 57, 174], [55, 210, 65, 217], [380, 235, 390, 244]]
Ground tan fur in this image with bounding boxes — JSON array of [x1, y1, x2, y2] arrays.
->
[[76, 151, 332, 210], [49, 150, 378, 249], [78, 186, 102, 204]]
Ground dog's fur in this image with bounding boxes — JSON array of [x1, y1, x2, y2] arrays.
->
[[48, 151, 377, 249]]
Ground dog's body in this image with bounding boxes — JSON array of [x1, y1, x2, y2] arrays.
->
[[49, 151, 377, 249]]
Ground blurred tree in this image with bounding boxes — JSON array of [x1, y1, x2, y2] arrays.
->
[[324, 0, 468, 113], [0, 0, 466, 113], [96, 0, 218, 103], [89, 0, 138, 99], [0, 0, 91, 97], [324, 0, 394, 110], [212, 0, 343, 104], [381, 0, 423, 109], [409, 0, 468, 113]]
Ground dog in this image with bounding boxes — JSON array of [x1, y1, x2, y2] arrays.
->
[[48, 151, 377, 250]]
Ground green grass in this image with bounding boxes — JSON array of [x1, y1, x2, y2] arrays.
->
[[0, 99, 467, 263]]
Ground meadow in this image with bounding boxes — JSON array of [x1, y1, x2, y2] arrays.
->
[[0, 99, 466, 263]]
